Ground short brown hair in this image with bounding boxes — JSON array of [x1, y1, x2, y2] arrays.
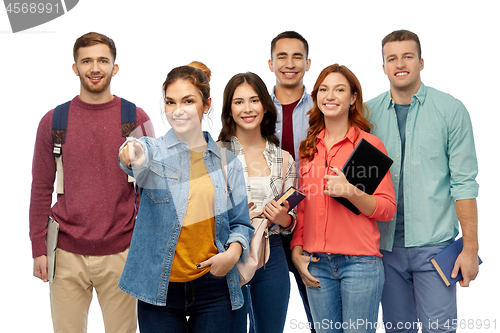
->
[[73, 32, 117, 62], [271, 31, 309, 59], [382, 30, 421, 61]]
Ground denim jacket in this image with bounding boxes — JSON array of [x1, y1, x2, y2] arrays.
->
[[118, 130, 253, 310]]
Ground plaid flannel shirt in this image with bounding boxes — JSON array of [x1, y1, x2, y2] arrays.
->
[[227, 136, 298, 235]]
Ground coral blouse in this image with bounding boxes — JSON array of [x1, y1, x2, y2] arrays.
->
[[291, 127, 396, 257]]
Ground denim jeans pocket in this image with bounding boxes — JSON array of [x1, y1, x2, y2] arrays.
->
[[351, 255, 378, 263], [303, 251, 320, 263]]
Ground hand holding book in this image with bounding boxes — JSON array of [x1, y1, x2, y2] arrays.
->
[[331, 138, 393, 215], [452, 248, 480, 287], [325, 166, 378, 217], [262, 200, 291, 228], [258, 186, 305, 219], [430, 237, 482, 287], [323, 166, 353, 197]]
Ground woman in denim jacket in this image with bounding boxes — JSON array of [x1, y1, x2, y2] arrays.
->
[[219, 72, 297, 333], [118, 62, 254, 333]]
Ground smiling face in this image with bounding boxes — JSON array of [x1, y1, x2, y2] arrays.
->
[[231, 82, 266, 136], [268, 38, 311, 90], [164, 79, 210, 140], [72, 43, 118, 101], [382, 40, 424, 95], [317, 72, 357, 122]]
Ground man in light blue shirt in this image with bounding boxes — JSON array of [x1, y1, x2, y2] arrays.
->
[[367, 30, 479, 333], [269, 31, 313, 171], [269, 31, 315, 332]]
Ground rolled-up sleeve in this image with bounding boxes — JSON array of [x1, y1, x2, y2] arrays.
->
[[447, 100, 479, 201]]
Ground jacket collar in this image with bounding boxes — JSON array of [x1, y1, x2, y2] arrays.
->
[[163, 129, 221, 158]]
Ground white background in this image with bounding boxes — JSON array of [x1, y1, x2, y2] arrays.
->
[[1, 0, 498, 332]]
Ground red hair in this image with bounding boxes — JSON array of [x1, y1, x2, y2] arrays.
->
[[299, 64, 372, 162]]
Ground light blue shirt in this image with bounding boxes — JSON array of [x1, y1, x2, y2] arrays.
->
[[271, 86, 314, 171], [367, 83, 479, 251]]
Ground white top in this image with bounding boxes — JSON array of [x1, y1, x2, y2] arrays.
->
[[248, 175, 271, 212]]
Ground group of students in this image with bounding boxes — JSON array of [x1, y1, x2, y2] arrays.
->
[[30, 30, 479, 333]]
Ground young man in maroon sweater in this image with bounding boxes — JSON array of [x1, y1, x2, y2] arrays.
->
[[29, 32, 153, 333], [268, 31, 316, 332]]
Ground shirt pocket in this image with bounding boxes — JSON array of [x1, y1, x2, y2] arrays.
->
[[417, 128, 446, 159], [144, 160, 181, 203]]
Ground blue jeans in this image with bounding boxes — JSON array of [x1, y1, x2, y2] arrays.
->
[[137, 272, 234, 333], [305, 253, 384, 333], [233, 239, 290, 333], [280, 233, 316, 333], [381, 246, 457, 333]]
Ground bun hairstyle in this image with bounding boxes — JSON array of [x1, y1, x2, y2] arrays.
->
[[162, 61, 211, 107], [188, 61, 211, 82]]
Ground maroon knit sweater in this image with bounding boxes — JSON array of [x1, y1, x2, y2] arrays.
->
[[29, 96, 154, 258]]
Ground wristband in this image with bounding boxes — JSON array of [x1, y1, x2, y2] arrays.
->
[[282, 215, 294, 230]]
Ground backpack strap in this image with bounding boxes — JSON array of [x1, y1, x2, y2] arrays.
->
[[51, 101, 70, 194], [120, 98, 138, 183], [120, 98, 137, 138], [50, 98, 138, 193]]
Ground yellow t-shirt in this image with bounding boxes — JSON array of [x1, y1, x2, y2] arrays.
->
[[169, 150, 219, 282]]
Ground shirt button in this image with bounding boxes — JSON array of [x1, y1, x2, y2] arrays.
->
[[394, 174, 398, 178], [277, 130, 281, 134], [396, 155, 400, 158]]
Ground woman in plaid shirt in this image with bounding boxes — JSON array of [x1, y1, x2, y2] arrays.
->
[[219, 72, 297, 333]]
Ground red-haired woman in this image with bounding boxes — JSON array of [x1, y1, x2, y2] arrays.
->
[[291, 64, 396, 333]]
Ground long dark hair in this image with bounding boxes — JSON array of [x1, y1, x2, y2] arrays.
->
[[218, 72, 279, 146]]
